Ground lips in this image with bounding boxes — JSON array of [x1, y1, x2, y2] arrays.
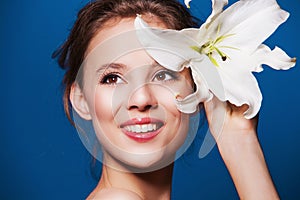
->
[[120, 117, 164, 142]]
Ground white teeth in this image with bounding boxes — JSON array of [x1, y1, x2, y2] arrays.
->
[[136, 125, 141, 133], [141, 125, 147, 132], [124, 124, 158, 133]]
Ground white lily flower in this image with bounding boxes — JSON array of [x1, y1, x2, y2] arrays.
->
[[134, 0, 296, 119]]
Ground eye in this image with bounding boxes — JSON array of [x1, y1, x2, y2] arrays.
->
[[153, 70, 179, 82], [99, 73, 125, 85]]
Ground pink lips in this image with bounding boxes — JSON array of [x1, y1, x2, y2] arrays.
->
[[120, 117, 164, 142]]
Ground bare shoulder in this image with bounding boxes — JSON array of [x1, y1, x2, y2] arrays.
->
[[87, 188, 143, 200]]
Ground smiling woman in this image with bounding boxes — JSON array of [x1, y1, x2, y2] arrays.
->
[[76, 26, 195, 172], [52, 0, 294, 199]]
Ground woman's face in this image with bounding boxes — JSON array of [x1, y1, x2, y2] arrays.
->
[[75, 16, 195, 172]]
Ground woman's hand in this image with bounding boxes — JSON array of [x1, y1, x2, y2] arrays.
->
[[204, 97, 279, 200], [204, 97, 258, 141]]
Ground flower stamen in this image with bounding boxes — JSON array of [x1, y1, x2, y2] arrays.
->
[[191, 24, 237, 67]]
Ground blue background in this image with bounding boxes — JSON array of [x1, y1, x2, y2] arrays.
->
[[1, 0, 299, 199]]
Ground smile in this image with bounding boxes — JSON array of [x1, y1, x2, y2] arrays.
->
[[120, 118, 164, 142], [123, 124, 159, 133]]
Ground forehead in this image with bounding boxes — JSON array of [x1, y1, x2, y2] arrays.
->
[[82, 16, 169, 75], [86, 16, 168, 56]]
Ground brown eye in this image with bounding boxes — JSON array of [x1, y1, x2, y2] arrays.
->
[[153, 70, 178, 82], [156, 72, 166, 81], [100, 74, 124, 85]]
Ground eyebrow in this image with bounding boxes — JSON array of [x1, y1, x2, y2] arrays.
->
[[96, 61, 162, 73], [96, 63, 127, 73]]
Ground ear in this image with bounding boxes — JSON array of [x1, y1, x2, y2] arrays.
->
[[70, 83, 92, 120]]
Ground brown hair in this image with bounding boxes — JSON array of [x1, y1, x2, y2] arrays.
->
[[53, 0, 198, 124]]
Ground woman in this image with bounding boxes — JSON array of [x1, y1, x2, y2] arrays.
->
[[53, 0, 291, 199]]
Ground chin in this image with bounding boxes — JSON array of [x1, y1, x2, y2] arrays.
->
[[103, 147, 177, 173]]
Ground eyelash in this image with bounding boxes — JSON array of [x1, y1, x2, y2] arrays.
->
[[99, 71, 125, 85], [98, 69, 179, 85]]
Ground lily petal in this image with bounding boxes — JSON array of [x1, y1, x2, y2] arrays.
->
[[184, 0, 192, 8], [252, 45, 296, 72], [198, 0, 290, 54], [188, 56, 261, 119], [218, 64, 263, 119], [134, 16, 200, 71], [205, 0, 228, 27], [176, 56, 223, 113]]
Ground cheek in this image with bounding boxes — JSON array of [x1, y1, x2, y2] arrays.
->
[[94, 87, 115, 122], [151, 86, 180, 118]]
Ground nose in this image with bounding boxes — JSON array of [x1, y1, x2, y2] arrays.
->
[[127, 84, 158, 112]]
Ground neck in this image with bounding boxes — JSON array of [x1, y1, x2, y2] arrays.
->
[[95, 163, 174, 200]]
